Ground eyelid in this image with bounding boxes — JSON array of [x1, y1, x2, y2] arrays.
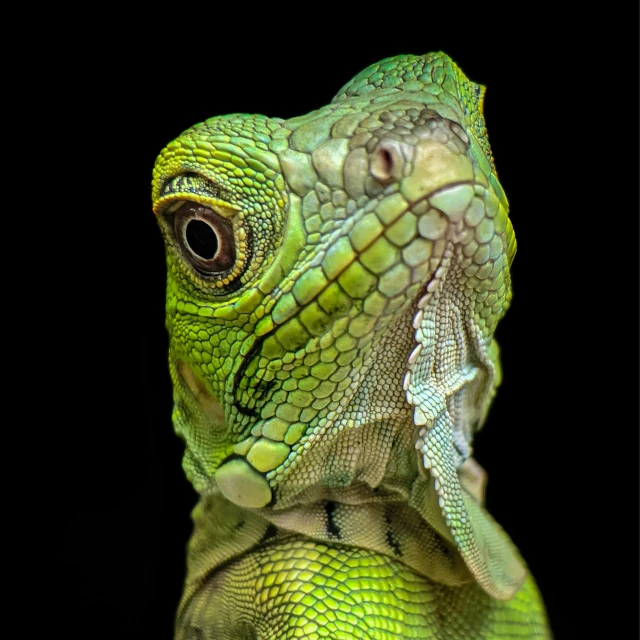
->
[[154, 194, 240, 218], [165, 200, 185, 214]]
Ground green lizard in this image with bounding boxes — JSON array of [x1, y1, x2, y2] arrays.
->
[[152, 52, 551, 639]]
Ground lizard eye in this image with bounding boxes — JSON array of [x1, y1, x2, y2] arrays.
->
[[174, 202, 236, 275]]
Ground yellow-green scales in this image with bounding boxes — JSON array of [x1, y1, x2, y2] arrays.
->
[[152, 52, 550, 639]]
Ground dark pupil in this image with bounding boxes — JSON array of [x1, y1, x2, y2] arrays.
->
[[186, 219, 218, 260]]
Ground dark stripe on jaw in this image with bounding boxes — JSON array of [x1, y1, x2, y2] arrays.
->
[[234, 404, 259, 419], [384, 508, 402, 556], [232, 334, 268, 395], [234, 378, 278, 419], [324, 502, 342, 540], [232, 336, 267, 416], [259, 524, 279, 544], [453, 441, 466, 459]]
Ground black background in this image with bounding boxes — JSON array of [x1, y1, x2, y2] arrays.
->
[[63, 26, 636, 640]]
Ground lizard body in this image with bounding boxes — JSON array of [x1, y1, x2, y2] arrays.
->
[[152, 52, 550, 639]]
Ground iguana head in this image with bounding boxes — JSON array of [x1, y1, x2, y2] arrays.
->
[[153, 52, 521, 599]]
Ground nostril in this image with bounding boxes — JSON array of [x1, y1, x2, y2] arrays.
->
[[370, 143, 401, 182], [374, 148, 393, 179]]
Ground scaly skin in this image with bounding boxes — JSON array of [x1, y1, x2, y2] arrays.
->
[[152, 52, 551, 639]]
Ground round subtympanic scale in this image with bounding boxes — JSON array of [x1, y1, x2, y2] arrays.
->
[[214, 458, 272, 508]]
